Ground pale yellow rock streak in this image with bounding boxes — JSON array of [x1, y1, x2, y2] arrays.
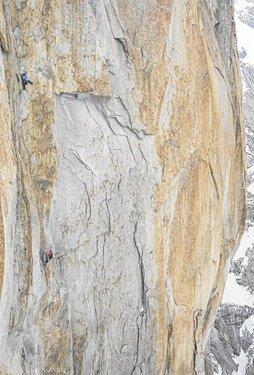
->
[[0, 50, 15, 297], [114, 0, 245, 373]]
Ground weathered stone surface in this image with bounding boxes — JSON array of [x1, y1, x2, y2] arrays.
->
[[0, 1, 245, 374]]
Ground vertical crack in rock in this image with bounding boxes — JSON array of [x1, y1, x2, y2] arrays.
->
[[131, 315, 145, 375], [193, 309, 204, 375], [133, 217, 147, 316], [208, 163, 220, 201]]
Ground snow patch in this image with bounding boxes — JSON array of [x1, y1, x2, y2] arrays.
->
[[217, 364, 223, 375], [248, 179, 254, 194], [240, 314, 254, 335], [232, 349, 248, 375], [235, 0, 254, 94], [232, 225, 254, 262], [222, 272, 254, 305], [235, 20, 254, 66]]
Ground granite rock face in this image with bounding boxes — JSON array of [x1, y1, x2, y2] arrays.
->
[[0, 1, 245, 374]]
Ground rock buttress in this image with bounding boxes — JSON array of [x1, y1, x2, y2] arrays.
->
[[0, 0, 245, 374]]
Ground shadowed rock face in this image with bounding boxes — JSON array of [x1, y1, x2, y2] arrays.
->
[[0, 1, 245, 374]]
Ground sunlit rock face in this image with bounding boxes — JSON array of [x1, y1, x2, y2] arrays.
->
[[0, 1, 245, 374], [206, 1, 254, 374]]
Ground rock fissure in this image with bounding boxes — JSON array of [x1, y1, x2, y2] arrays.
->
[[133, 218, 147, 315]]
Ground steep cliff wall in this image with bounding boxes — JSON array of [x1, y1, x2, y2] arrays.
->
[[206, 1, 254, 374], [0, 1, 245, 374]]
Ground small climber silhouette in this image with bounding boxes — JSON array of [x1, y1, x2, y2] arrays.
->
[[48, 249, 53, 260], [21, 73, 33, 90], [45, 249, 53, 264]]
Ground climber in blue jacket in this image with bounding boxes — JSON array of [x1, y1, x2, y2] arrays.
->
[[21, 73, 33, 90]]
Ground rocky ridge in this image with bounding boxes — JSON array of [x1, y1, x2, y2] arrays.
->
[[206, 1, 254, 374]]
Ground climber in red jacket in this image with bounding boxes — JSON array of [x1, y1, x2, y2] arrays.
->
[[48, 249, 53, 260]]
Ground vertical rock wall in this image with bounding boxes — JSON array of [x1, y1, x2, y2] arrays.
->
[[0, 1, 245, 374], [206, 1, 254, 374]]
